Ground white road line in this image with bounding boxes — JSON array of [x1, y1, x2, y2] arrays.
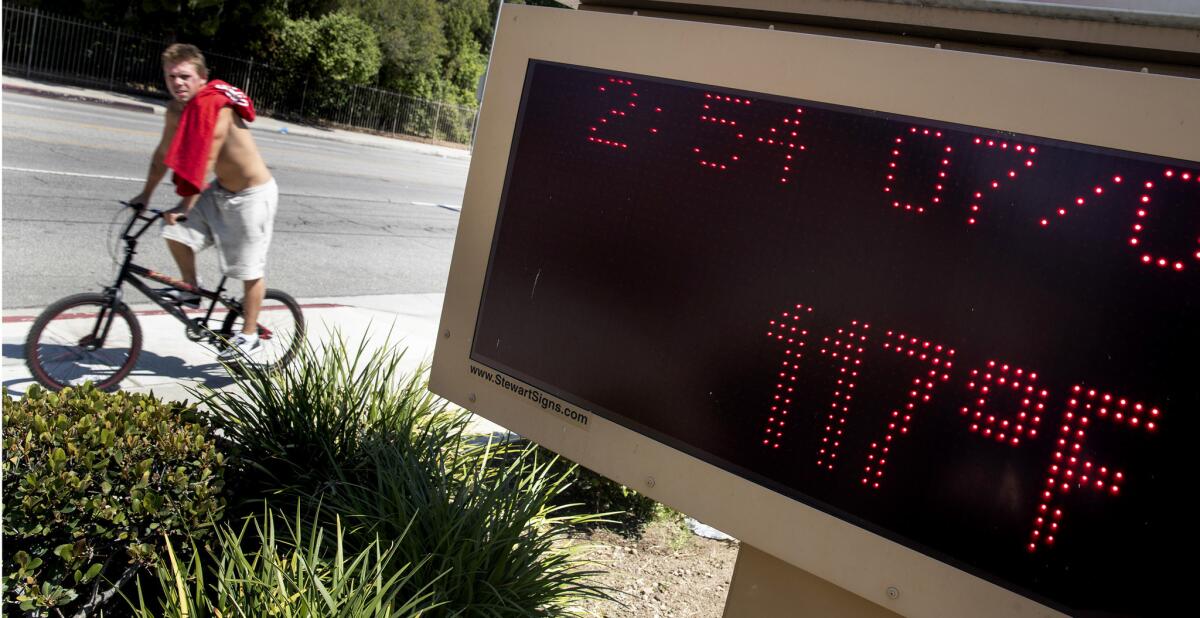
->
[[3, 167, 142, 182], [414, 201, 462, 212], [3, 167, 464, 210], [4, 100, 76, 112]]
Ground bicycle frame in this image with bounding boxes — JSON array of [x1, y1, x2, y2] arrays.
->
[[91, 204, 246, 348]]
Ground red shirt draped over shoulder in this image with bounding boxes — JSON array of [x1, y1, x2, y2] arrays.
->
[[164, 80, 257, 196]]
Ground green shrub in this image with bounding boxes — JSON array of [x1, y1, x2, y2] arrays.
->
[[204, 332, 452, 498], [202, 332, 611, 615], [326, 436, 608, 615], [133, 504, 440, 617], [2, 384, 226, 617], [277, 11, 382, 84]]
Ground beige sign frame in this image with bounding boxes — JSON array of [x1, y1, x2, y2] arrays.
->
[[430, 4, 1200, 616], [580, 0, 1200, 61]]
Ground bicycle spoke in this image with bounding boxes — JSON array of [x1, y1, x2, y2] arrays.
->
[[219, 291, 303, 371], [27, 296, 140, 391]]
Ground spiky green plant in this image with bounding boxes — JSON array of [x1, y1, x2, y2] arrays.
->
[[200, 330, 612, 615], [132, 503, 441, 617], [326, 436, 610, 615], [202, 329, 457, 497]]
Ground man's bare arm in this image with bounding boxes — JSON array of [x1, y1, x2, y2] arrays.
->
[[132, 100, 182, 206]]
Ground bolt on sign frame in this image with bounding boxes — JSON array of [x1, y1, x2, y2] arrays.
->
[[431, 3, 1199, 616]]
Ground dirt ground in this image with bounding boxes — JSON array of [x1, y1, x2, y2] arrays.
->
[[564, 519, 739, 617]]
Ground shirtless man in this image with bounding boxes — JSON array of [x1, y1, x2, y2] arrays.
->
[[130, 44, 277, 360]]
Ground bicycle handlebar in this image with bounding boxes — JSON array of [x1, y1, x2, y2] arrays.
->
[[119, 200, 187, 223]]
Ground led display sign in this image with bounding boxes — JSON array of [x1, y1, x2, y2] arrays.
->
[[469, 60, 1197, 615]]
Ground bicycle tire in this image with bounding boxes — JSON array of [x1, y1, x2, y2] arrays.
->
[[25, 293, 143, 392], [219, 289, 305, 372]]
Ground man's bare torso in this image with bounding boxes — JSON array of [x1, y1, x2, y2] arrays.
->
[[166, 99, 271, 193]]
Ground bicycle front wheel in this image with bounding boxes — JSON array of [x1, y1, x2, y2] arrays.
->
[[220, 289, 305, 372], [25, 293, 143, 392]]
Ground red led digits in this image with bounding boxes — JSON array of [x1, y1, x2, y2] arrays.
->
[[586, 77, 649, 150], [1037, 173, 1124, 229], [1028, 386, 1162, 552], [694, 92, 751, 172], [756, 108, 808, 184], [963, 137, 1038, 225], [962, 361, 1045, 446], [755, 298, 1168, 555], [1128, 167, 1199, 272], [861, 332, 956, 489], [1041, 167, 1198, 272], [763, 303, 815, 449], [816, 321, 870, 471], [884, 127, 948, 215]]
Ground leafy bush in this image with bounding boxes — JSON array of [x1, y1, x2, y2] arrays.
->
[[276, 10, 383, 120], [202, 332, 611, 615], [277, 11, 382, 84], [133, 504, 440, 617], [432, 102, 477, 144], [2, 384, 225, 617]]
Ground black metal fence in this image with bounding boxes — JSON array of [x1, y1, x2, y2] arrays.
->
[[1, 6, 478, 144]]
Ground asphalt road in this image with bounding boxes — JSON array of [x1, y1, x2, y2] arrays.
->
[[2, 92, 469, 309]]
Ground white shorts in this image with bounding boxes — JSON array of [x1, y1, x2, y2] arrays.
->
[[162, 179, 278, 281]]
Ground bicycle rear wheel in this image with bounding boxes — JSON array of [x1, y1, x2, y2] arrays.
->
[[25, 293, 143, 392], [220, 289, 305, 372]]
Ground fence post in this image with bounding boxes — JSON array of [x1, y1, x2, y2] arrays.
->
[[432, 101, 443, 140], [245, 60, 253, 92], [108, 29, 122, 90], [349, 86, 358, 127], [299, 77, 308, 119], [392, 96, 400, 134], [26, 8, 41, 77]]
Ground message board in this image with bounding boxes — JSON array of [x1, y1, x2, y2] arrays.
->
[[432, 6, 1200, 616], [470, 58, 1198, 615]]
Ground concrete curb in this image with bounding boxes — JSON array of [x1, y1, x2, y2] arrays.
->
[[3, 83, 157, 114]]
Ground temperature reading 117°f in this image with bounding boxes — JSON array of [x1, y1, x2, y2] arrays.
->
[[763, 302, 1161, 554]]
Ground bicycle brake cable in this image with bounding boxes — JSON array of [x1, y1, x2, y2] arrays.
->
[[106, 203, 126, 265]]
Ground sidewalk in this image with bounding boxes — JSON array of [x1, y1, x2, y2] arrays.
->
[[1, 292, 508, 436], [2, 75, 472, 161]]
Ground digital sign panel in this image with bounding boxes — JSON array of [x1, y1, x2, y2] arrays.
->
[[469, 60, 1197, 615]]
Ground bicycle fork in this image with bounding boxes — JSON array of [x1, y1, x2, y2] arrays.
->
[[83, 297, 122, 350]]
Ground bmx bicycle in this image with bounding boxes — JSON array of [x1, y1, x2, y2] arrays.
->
[[24, 201, 304, 392]]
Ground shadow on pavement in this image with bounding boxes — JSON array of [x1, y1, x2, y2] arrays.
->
[[3, 343, 237, 396]]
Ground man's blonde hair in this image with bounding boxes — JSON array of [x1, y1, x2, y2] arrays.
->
[[161, 43, 208, 78]]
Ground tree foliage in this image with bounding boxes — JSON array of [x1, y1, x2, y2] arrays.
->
[[14, 0, 289, 56], [328, 0, 495, 103], [441, 0, 492, 104], [338, 0, 445, 96], [277, 11, 382, 85], [13, 0, 574, 105]]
